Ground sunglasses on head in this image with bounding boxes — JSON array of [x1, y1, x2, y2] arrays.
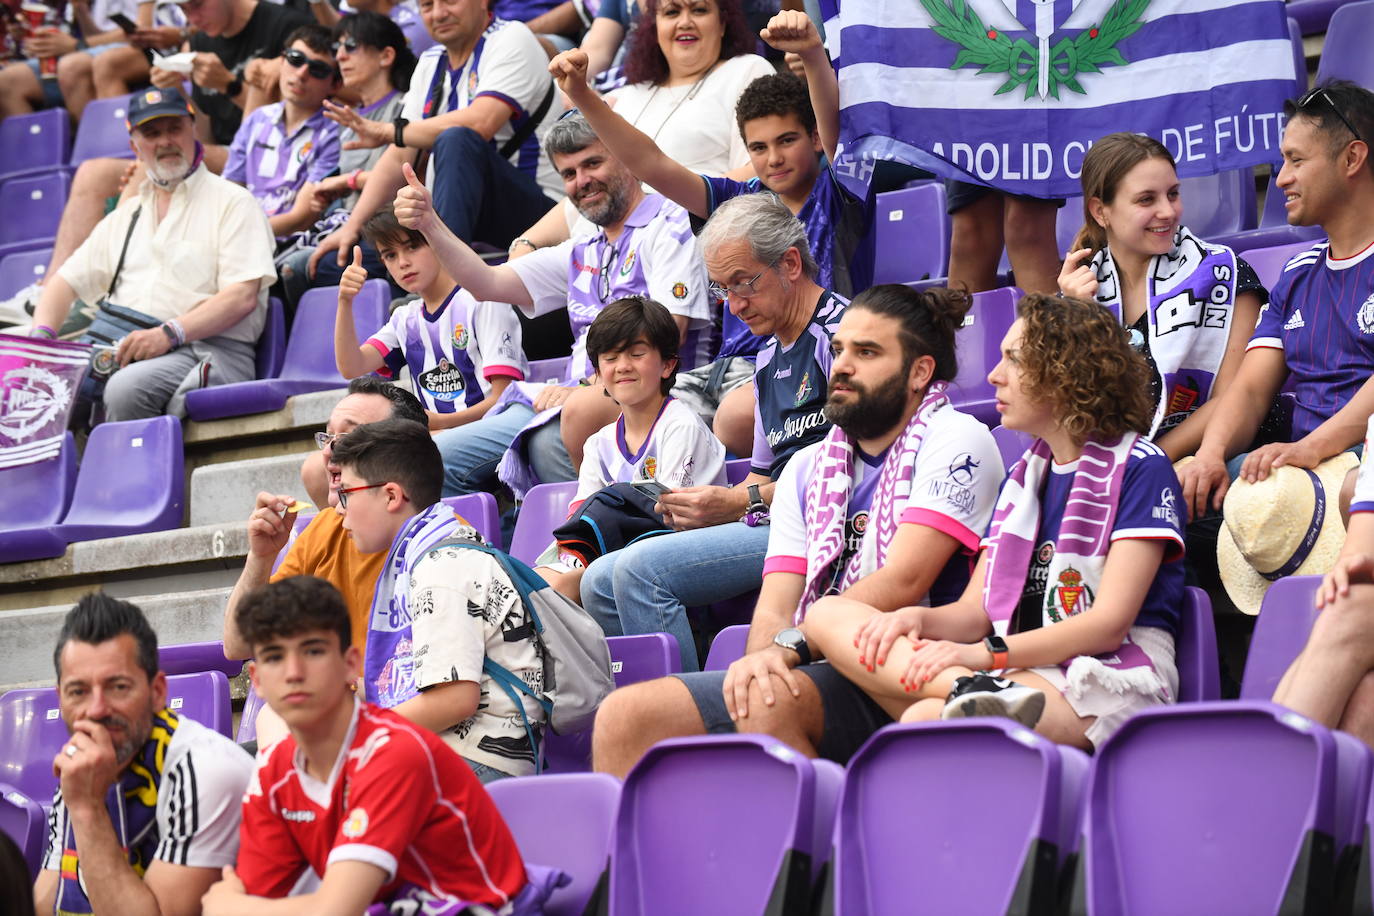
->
[[332, 36, 360, 55], [1297, 86, 1366, 146], [283, 48, 338, 80]]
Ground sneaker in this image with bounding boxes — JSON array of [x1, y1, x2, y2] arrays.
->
[[941, 673, 1046, 728]]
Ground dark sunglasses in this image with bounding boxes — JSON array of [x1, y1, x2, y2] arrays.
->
[[283, 48, 339, 81], [332, 36, 360, 55], [1297, 86, 1366, 146]]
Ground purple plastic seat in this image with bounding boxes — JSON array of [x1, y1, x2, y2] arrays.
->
[[183, 281, 390, 421], [1238, 239, 1320, 291], [1239, 574, 1323, 701], [0, 431, 78, 563], [0, 671, 232, 812], [1316, 1, 1374, 87], [871, 183, 949, 285], [158, 641, 245, 679], [1074, 701, 1342, 914], [543, 633, 680, 774], [945, 286, 1020, 426], [0, 109, 70, 184], [52, 415, 184, 544], [0, 171, 72, 260], [829, 720, 1088, 915], [237, 684, 267, 744], [486, 773, 620, 916], [68, 93, 135, 167], [441, 491, 502, 549], [1178, 169, 1257, 240], [990, 425, 1030, 472], [1177, 586, 1221, 702], [1289, 0, 1356, 36], [509, 480, 578, 565], [527, 355, 572, 383], [703, 623, 749, 671], [255, 296, 287, 381], [0, 246, 51, 299], [724, 457, 750, 485], [0, 783, 45, 880]]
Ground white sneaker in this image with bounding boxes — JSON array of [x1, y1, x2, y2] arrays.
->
[[941, 673, 1046, 728], [0, 281, 40, 327]]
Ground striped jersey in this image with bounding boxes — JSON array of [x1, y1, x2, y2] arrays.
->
[[574, 397, 728, 503], [1249, 239, 1374, 440]]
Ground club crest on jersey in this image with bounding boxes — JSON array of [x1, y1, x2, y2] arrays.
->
[[1049, 566, 1092, 622], [644, 456, 657, 478], [619, 249, 637, 277], [794, 371, 813, 406], [672, 282, 688, 299], [342, 808, 369, 839], [296, 140, 313, 163], [468, 69, 479, 96], [1358, 293, 1374, 335], [453, 323, 469, 349]]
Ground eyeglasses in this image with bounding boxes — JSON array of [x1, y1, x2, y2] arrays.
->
[[1297, 86, 1366, 146], [331, 36, 360, 55], [283, 48, 339, 81], [337, 482, 384, 509], [596, 242, 619, 302], [314, 430, 340, 450], [708, 258, 778, 301]]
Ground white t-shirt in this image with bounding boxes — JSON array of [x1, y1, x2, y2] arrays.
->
[[608, 53, 775, 177], [1350, 414, 1374, 513], [402, 19, 561, 199], [575, 397, 727, 502]]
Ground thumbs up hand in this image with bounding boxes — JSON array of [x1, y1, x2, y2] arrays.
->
[[395, 161, 438, 235], [338, 246, 368, 305]]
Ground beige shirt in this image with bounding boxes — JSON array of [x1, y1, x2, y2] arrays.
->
[[59, 164, 277, 345]]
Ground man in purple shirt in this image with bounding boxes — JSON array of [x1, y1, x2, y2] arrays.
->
[[223, 25, 343, 240]]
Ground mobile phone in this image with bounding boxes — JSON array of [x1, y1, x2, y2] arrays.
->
[[630, 476, 670, 500], [108, 12, 137, 34]]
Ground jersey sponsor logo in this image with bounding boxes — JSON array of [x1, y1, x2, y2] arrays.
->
[[947, 453, 980, 486], [928, 479, 976, 513], [417, 359, 467, 401], [1152, 487, 1180, 528], [281, 808, 316, 822], [1359, 294, 1374, 335], [498, 331, 517, 360], [773, 366, 792, 380], [794, 370, 814, 407], [1050, 566, 1092, 622], [342, 808, 369, 839], [765, 409, 827, 448], [672, 282, 688, 299], [1283, 308, 1305, 330], [452, 323, 469, 349]]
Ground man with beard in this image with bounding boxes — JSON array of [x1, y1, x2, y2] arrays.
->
[[33, 593, 255, 914], [591, 284, 1004, 775], [30, 86, 276, 423], [392, 111, 711, 495]]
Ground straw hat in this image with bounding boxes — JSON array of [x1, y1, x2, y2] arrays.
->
[[1217, 453, 1358, 615]]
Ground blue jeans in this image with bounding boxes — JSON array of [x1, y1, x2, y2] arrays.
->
[[435, 403, 535, 496], [580, 522, 770, 672], [431, 126, 556, 246], [464, 758, 511, 783]]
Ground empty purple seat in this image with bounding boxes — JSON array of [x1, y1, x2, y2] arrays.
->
[[871, 183, 949, 286], [703, 623, 749, 671], [0, 431, 78, 563], [255, 296, 287, 381], [1177, 169, 1257, 240], [0, 109, 70, 184], [0, 246, 51, 300], [487, 773, 620, 916], [69, 93, 135, 167], [0, 783, 45, 880], [183, 281, 390, 420], [1238, 239, 1320, 291], [527, 355, 572, 383], [1177, 586, 1221, 702], [1316, 1, 1374, 87], [945, 286, 1020, 426], [441, 491, 502, 549], [611, 734, 838, 915], [158, 641, 246, 678], [1289, 0, 1357, 35], [724, 457, 750, 484], [165, 669, 233, 738], [829, 720, 1087, 915], [238, 683, 267, 744], [0, 171, 72, 260], [1240, 574, 1323, 701], [52, 415, 184, 544], [509, 480, 578, 565], [990, 424, 1030, 472], [1074, 701, 1342, 914]]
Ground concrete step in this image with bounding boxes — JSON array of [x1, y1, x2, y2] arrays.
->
[[190, 450, 315, 527]]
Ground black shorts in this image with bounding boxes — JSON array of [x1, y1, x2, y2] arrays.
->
[[945, 178, 1067, 214], [672, 661, 893, 764]]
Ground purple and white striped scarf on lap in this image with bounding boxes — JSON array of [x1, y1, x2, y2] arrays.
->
[[981, 432, 1164, 691], [796, 382, 950, 623]]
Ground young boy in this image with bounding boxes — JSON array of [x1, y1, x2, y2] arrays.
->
[[335, 205, 528, 431], [205, 576, 529, 914], [536, 297, 727, 601]]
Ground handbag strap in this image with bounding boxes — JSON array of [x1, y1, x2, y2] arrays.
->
[[105, 207, 142, 302]]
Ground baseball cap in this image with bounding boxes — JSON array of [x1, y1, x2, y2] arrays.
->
[[125, 86, 196, 132]]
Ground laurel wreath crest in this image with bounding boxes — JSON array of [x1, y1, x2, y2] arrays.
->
[[919, 0, 1150, 99]]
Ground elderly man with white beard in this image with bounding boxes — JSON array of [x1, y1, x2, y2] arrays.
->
[[30, 86, 277, 424]]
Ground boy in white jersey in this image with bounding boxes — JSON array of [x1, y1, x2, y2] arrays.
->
[[537, 297, 727, 602], [334, 205, 528, 431]]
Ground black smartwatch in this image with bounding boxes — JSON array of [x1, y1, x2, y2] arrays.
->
[[224, 75, 243, 98], [772, 627, 812, 666], [394, 116, 409, 148]]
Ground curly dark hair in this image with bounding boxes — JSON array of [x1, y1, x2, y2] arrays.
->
[[735, 72, 816, 139], [622, 0, 755, 87], [237, 576, 352, 654], [1015, 293, 1153, 445]]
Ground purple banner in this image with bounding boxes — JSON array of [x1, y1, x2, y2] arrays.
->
[[0, 332, 90, 469]]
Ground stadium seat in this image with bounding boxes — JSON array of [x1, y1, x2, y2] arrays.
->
[[1178, 169, 1257, 240], [509, 479, 577, 565], [724, 457, 751, 484], [255, 296, 287, 381], [0, 171, 72, 259], [703, 623, 749, 671], [527, 355, 572, 383], [487, 773, 620, 916], [269, 509, 317, 575], [0, 671, 232, 812], [1177, 586, 1221, 703], [183, 280, 390, 421], [0, 109, 70, 184], [0, 431, 78, 563], [157, 641, 246, 679], [1316, 1, 1374, 88], [0, 246, 51, 300], [0, 783, 45, 880], [1238, 239, 1318, 291], [990, 424, 1030, 471], [441, 491, 502, 549], [828, 720, 1088, 915], [543, 633, 681, 774], [1291, 0, 1361, 37], [68, 93, 135, 167], [871, 182, 950, 286], [945, 286, 1020, 426], [237, 684, 266, 744], [1239, 574, 1323, 701], [610, 734, 839, 915], [51, 415, 184, 544], [1071, 701, 1343, 914]]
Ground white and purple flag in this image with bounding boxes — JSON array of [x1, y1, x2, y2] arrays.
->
[[820, 0, 1297, 198], [0, 333, 90, 470]]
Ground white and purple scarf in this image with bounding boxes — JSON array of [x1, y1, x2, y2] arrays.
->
[[795, 382, 950, 623], [982, 433, 1164, 693], [1092, 225, 1237, 438]]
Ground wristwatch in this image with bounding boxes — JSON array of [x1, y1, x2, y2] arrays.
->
[[983, 634, 1009, 670], [394, 116, 409, 148], [224, 74, 243, 98], [742, 483, 769, 527], [773, 627, 812, 666], [159, 323, 179, 346]]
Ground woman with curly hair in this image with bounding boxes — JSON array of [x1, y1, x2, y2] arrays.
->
[[801, 293, 1187, 750]]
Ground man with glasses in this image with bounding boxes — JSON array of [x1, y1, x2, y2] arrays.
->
[[1180, 80, 1374, 524], [393, 111, 711, 495], [223, 25, 343, 239]]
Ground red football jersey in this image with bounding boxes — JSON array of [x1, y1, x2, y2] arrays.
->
[[238, 701, 526, 907]]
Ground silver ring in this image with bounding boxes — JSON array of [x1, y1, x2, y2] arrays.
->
[[64, 744, 77, 757]]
